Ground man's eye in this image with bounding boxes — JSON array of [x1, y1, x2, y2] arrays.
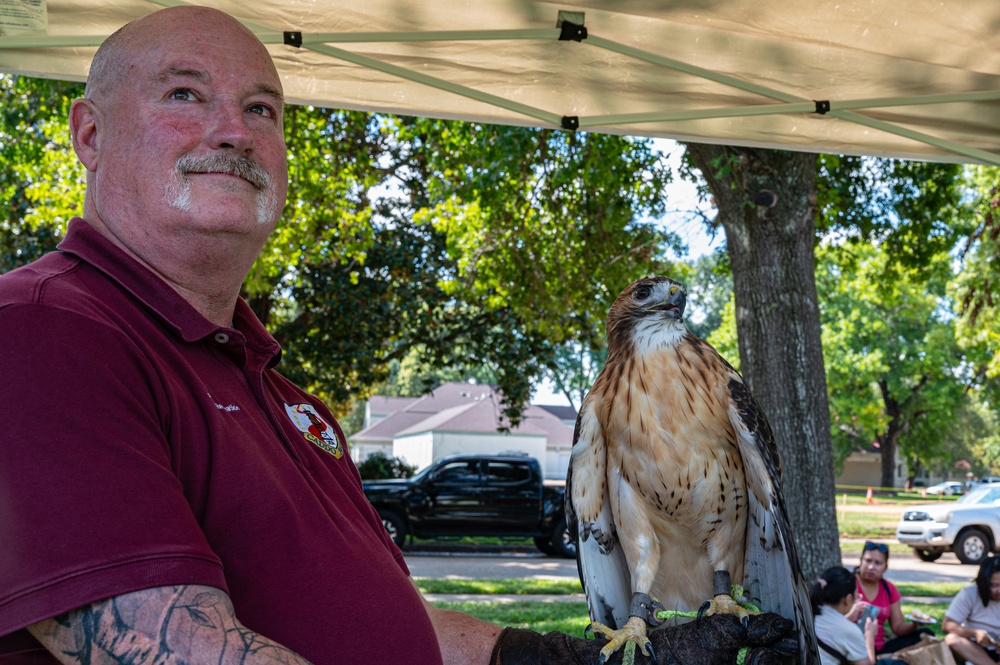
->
[[169, 89, 196, 101], [248, 103, 276, 119]]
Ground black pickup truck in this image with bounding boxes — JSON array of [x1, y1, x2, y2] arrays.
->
[[362, 453, 575, 558]]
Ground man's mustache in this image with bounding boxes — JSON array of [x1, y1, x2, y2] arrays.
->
[[175, 153, 272, 191]]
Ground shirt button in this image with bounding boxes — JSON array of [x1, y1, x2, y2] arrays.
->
[[214, 332, 230, 344]]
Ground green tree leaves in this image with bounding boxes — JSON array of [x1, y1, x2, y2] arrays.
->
[[0, 75, 83, 271], [952, 166, 1000, 403], [817, 239, 990, 483], [401, 119, 679, 346]]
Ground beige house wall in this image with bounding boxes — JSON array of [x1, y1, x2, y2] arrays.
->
[[835, 449, 961, 489]]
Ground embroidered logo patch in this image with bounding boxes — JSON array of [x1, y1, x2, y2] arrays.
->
[[284, 403, 343, 459]]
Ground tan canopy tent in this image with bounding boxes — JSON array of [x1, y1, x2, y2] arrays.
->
[[1, 0, 999, 165]]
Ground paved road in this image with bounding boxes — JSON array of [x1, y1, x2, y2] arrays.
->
[[405, 551, 579, 581], [404, 549, 979, 585], [869, 551, 978, 584]]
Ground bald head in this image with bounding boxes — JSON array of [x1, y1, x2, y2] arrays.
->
[[68, 3, 289, 316], [85, 7, 280, 103]]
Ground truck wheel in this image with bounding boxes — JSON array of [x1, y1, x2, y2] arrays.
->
[[914, 548, 943, 562], [377, 510, 407, 548], [955, 529, 990, 565], [549, 518, 577, 559]]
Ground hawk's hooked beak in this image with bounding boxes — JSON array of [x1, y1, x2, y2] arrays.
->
[[645, 290, 686, 320]]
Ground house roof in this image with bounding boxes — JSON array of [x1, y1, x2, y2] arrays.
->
[[534, 404, 578, 423], [350, 409, 430, 444], [350, 382, 497, 443], [396, 400, 550, 437], [349, 382, 574, 445], [521, 405, 574, 447], [367, 395, 420, 416]]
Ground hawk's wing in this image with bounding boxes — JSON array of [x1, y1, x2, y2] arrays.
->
[[566, 396, 632, 630], [727, 377, 817, 662]]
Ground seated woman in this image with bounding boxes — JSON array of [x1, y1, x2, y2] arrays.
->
[[854, 541, 933, 654], [813, 565, 877, 665], [943, 555, 1000, 665]]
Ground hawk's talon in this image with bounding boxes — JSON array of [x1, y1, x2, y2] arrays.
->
[[589, 617, 652, 663], [730, 583, 761, 612], [697, 600, 712, 620], [702, 592, 758, 625]]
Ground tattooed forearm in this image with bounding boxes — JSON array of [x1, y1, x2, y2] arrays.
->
[[27, 585, 313, 665]]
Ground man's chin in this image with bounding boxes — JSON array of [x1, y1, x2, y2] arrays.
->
[[174, 203, 278, 231], [183, 189, 280, 227]]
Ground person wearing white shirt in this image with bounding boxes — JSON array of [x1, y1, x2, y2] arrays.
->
[[813, 565, 877, 665], [943, 556, 1000, 665]]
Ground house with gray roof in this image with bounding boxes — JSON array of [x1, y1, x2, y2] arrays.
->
[[350, 382, 575, 479]]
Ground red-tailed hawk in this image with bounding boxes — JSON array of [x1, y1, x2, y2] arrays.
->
[[567, 276, 816, 663]]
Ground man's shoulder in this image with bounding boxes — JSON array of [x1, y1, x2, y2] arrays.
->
[[0, 250, 87, 305], [0, 249, 129, 321], [0, 251, 147, 351]]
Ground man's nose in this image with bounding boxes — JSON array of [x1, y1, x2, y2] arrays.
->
[[207, 96, 254, 154]]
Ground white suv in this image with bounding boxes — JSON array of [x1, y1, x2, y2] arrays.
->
[[896, 484, 1000, 564]]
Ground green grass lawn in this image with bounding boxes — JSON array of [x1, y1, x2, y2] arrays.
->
[[436, 597, 953, 640], [419, 578, 957, 637], [417, 578, 961, 598], [433, 600, 592, 635]]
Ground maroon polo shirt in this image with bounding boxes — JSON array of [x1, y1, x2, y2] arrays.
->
[[0, 219, 442, 664]]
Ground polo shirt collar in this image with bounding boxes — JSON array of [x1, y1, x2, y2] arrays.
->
[[57, 218, 283, 369]]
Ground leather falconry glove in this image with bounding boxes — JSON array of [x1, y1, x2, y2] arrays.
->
[[490, 613, 798, 665]]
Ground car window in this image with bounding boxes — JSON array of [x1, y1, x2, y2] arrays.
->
[[960, 486, 1000, 505], [484, 461, 532, 486], [434, 461, 480, 483], [959, 486, 988, 503]]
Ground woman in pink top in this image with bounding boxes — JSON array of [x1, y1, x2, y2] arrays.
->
[[854, 541, 933, 654]]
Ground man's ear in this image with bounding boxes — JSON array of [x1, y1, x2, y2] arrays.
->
[[70, 98, 100, 172]]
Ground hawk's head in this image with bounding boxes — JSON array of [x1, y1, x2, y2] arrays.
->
[[606, 276, 688, 356]]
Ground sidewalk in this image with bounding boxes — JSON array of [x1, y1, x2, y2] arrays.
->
[[423, 592, 585, 603]]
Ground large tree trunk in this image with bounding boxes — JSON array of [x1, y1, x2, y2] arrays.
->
[[876, 375, 927, 488], [685, 144, 841, 580], [876, 379, 902, 489]]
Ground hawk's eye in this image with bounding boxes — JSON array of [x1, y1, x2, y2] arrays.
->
[[634, 285, 652, 300]]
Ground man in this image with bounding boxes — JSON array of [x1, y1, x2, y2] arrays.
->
[[0, 7, 794, 664]]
